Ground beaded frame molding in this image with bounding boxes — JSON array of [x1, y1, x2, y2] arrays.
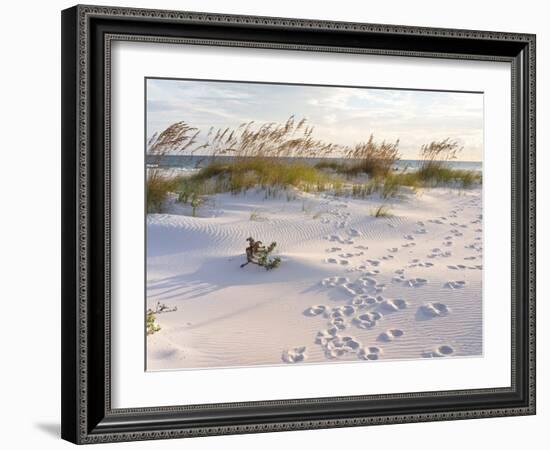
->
[[61, 4, 536, 444]]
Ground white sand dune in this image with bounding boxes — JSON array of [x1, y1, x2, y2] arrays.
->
[[146, 186, 482, 370]]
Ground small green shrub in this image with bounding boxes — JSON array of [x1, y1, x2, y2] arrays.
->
[[146, 311, 161, 335], [190, 193, 202, 217]]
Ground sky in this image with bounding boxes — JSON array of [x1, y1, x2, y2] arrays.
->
[[146, 78, 484, 161]]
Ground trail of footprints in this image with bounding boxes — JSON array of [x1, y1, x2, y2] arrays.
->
[[282, 195, 484, 363]]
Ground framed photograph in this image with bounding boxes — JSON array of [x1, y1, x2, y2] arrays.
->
[[61, 5, 536, 444]]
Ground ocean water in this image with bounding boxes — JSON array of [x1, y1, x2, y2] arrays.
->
[[146, 154, 482, 172]]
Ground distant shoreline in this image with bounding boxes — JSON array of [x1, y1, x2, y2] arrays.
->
[[146, 154, 482, 172]]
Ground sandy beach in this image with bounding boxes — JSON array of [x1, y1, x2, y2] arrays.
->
[[146, 185, 482, 370]]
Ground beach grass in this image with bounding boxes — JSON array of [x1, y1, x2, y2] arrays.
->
[[146, 119, 481, 213], [146, 171, 180, 213], [371, 204, 393, 218], [174, 158, 342, 199]]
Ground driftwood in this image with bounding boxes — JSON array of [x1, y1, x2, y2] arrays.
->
[[240, 237, 281, 270]]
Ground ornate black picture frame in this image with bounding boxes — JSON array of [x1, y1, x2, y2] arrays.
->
[[61, 4, 536, 444]]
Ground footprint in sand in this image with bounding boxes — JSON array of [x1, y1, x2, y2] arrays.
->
[[358, 346, 383, 360], [328, 316, 347, 331], [325, 234, 354, 245], [321, 276, 349, 287], [378, 329, 404, 342], [339, 252, 355, 258], [315, 329, 337, 345], [404, 278, 428, 288], [324, 335, 362, 358], [450, 228, 463, 237], [282, 346, 307, 363], [419, 302, 450, 318], [428, 249, 452, 258], [358, 276, 386, 293], [447, 264, 467, 270], [324, 257, 350, 265], [345, 264, 367, 273], [326, 247, 343, 253], [422, 345, 455, 358], [392, 275, 406, 283], [351, 294, 378, 308], [363, 269, 381, 276], [402, 242, 416, 248], [418, 261, 434, 268], [340, 282, 363, 296], [369, 284, 387, 295], [465, 243, 483, 251], [388, 247, 399, 253], [444, 280, 466, 289], [340, 251, 364, 258], [304, 305, 328, 316], [403, 234, 415, 241], [355, 244, 369, 250], [381, 298, 408, 312], [353, 311, 383, 329], [347, 228, 360, 237], [358, 275, 377, 286]]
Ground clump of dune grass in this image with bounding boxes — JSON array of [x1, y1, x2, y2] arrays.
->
[[349, 170, 419, 200], [182, 158, 341, 196], [371, 204, 393, 218], [147, 171, 180, 213], [162, 116, 346, 199], [414, 138, 481, 187], [146, 122, 204, 213], [343, 135, 400, 177], [419, 138, 462, 173]]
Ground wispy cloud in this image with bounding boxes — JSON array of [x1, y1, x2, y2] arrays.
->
[[146, 79, 483, 161]]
